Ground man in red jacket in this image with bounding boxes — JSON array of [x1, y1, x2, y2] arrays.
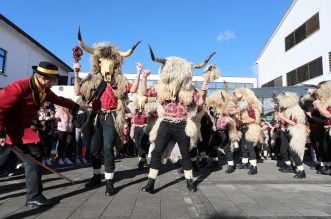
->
[[0, 61, 80, 207]]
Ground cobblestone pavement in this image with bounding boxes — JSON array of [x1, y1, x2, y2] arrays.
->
[[1, 157, 331, 218]]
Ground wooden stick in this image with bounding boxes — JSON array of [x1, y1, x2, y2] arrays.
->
[[10, 146, 75, 184]]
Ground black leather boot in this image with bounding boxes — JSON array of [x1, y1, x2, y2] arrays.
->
[[85, 174, 102, 188], [321, 166, 331, 175], [141, 178, 155, 193], [105, 179, 115, 196], [138, 161, 144, 170], [225, 165, 236, 174], [248, 165, 258, 175], [294, 170, 306, 179], [279, 165, 293, 173], [187, 179, 197, 192], [238, 163, 250, 169]]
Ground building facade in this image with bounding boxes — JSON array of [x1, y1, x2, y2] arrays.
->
[[256, 0, 331, 88], [0, 14, 72, 88], [51, 72, 257, 102]]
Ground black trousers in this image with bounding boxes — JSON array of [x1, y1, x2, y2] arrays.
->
[[279, 130, 290, 162], [310, 128, 324, 162], [279, 130, 302, 166], [319, 127, 331, 162], [39, 129, 53, 158], [134, 126, 149, 159], [57, 131, 73, 158], [0, 144, 43, 202], [90, 114, 115, 173], [210, 130, 233, 161], [240, 127, 256, 160], [150, 121, 192, 170]]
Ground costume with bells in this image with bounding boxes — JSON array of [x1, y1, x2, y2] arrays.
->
[[75, 27, 141, 196], [141, 46, 215, 193], [275, 92, 307, 178], [232, 88, 262, 175]]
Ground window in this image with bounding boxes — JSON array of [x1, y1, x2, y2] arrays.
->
[[70, 77, 82, 85], [286, 57, 323, 86], [262, 76, 282, 88], [245, 83, 254, 88], [0, 48, 7, 75], [285, 13, 319, 51], [58, 76, 68, 85]]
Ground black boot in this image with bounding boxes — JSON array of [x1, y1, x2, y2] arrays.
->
[[321, 166, 331, 175], [279, 165, 293, 173], [317, 165, 326, 174], [105, 179, 115, 196], [248, 165, 258, 175], [137, 159, 148, 170], [141, 178, 155, 193], [186, 179, 197, 192], [192, 161, 200, 172], [294, 170, 306, 179], [238, 163, 250, 169], [138, 161, 144, 170], [85, 174, 102, 188], [225, 165, 236, 174]]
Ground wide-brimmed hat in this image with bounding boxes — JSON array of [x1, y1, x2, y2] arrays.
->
[[32, 61, 61, 79]]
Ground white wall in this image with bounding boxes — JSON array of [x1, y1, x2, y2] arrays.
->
[[256, 0, 331, 87], [0, 20, 69, 88]]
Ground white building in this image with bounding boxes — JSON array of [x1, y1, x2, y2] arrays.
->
[[51, 72, 257, 101], [0, 14, 72, 88], [256, 0, 331, 87]]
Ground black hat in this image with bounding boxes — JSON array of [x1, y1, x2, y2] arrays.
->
[[32, 61, 61, 79]]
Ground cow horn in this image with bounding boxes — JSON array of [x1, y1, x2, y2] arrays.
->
[[119, 41, 142, 57], [193, 52, 216, 69], [148, 45, 166, 64], [78, 26, 94, 55]]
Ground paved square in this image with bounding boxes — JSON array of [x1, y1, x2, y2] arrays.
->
[[1, 158, 331, 218]]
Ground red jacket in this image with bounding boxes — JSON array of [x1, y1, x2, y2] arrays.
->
[[0, 77, 77, 145]]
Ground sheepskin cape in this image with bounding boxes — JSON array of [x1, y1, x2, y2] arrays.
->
[[278, 92, 307, 160], [235, 88, 262, 145]]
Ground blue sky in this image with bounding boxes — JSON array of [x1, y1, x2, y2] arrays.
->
[[1, 0, 292, 77]]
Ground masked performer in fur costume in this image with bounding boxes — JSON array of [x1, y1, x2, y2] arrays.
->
[[206, 90, 240, 173], [140, 46, 215, 193], [310, 81, 331, 174], [73, 27, 141, 196], [229, 88, 262, 175], [275, 92, 307, 178], [177, 64, 220, 173], [129, 88, 157, 170], [300, 87, 324, 172]]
